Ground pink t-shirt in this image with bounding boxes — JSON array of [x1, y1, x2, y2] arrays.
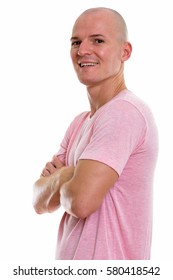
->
[[55, 90, 158, 260]]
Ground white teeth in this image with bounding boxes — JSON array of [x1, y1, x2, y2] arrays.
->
[[80, 63, 98, 67]]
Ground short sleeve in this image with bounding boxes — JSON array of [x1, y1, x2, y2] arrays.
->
[[79, 100, 146, 175], [55, 112, 90, 165]]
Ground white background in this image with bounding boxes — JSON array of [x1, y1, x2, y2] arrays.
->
[[0, 0, 172, 261]]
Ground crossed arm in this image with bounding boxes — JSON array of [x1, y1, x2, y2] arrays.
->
[[32, 156, 118, 219]]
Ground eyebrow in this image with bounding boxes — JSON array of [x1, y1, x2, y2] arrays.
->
[[70, 34, 105, 41]]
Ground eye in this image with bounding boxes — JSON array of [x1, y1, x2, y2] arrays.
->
[[95, 39, 104, 44], [71, 40, 81, 47]]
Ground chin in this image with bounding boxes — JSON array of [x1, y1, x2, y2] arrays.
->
[[78, 76, 99, 86], [79, 80, 96, 87]]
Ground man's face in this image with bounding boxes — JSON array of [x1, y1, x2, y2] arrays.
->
[[70, 10, 126, 86]]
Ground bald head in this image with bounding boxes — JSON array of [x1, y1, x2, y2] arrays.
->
[[74, 7, 128, 42]]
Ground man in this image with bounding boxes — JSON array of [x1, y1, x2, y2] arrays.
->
[[33, 7, 158, 259]]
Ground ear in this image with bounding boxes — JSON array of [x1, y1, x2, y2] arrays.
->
[[121, 42, 132, 62]]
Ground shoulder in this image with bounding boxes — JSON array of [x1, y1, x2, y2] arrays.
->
[[95, 90, 155, 126], [93, 91, 145, 125], [114, 90, 154, 120]]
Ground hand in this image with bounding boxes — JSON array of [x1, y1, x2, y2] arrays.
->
[[41, 155, 64, 177]]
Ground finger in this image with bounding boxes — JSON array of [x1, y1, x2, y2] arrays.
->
[[41, 161, 56, 177], [41, 168, 51, 177], [45, 161, 57, 174], [52, 156, 64, 169]]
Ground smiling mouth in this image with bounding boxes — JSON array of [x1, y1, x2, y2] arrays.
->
[[79, 62, 98, 68]]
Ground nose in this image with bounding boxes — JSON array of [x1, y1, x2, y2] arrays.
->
[[77, 39, 92, 56]]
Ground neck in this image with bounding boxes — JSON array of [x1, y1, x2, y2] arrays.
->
[[87, 75, 127, 117]]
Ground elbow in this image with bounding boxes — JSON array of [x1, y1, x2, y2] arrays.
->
[[60, 182, 98, 219], [60, 193, 88, 219], [70, 200, 95, 219], [71, 208, 87, 220], [60, 197, 88, 219], [32, 182, 44, 214], [32, 189, 46, 215], [32, 194, 60, 215], [32, 200, 45, 215], [34, 208, 44, 215], [32, 179, 50, 215]]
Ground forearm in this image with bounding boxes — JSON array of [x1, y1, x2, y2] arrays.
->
[[32, 166, 75, 214], [59, 160, 119, 219], [32, 174, 59, 214]]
